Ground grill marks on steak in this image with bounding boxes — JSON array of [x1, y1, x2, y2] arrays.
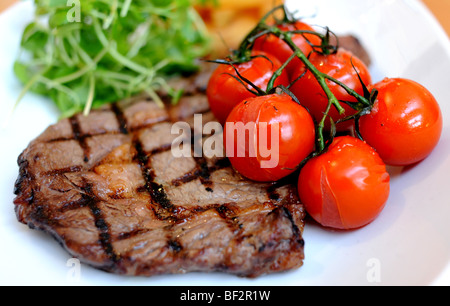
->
[[13, 68, 305, 278]]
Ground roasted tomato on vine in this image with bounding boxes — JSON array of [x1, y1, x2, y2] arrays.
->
[[224, 93, 315, 182], [206, 51, 289, 124], [359, 78, 443, 166], [252, 21, 321, 77], [298, 136, 390, 230], [290, 48, 372, 131]]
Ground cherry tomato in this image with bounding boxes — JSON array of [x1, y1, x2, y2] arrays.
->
[[359, 78, 443, 166], [298, 136, 390, 230], [253, 21, 321, 77], [206, 51, 289, 125], [290, 48, 372, 132], [224, 93, 315, 182]]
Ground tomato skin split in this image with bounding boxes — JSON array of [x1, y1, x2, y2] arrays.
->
[[298, 136, 390, 230]]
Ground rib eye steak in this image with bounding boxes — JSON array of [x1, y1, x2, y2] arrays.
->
[[13, 65, 306, 278]]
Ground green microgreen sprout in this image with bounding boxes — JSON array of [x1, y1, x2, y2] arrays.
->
[[14, 0, 213, 118]]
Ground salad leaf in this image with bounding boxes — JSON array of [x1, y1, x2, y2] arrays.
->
[[14, 0, 212, 118]]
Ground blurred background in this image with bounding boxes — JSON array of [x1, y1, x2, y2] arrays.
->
[[1, 0, 449, 51], [197, 0, 450, 57]]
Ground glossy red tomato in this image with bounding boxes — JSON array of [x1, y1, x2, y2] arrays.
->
[[206, 51, 289, 125], [359, 78, 443, 166], [253, 21, 321, 77], [224, 93, 316, 182], [290, 48, 372, 131], [298, 136, 390, 230]]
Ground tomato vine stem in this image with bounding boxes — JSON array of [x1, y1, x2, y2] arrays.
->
[[225, 4, 375, 154], [260, 26, 345, 151], [241, 5, 374, 153]]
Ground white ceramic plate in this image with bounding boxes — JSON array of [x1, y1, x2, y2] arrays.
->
[[0, 0, 449, 286]]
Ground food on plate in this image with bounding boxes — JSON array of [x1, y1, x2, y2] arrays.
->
[[224, 93, 315, 182], [12, 6, 377, 275], [358, 78, 443, 166], [12, 1, 444, 278], [206, 4, 442, 231], [13, 66, 306, 278], [297, 136, 390, 230], [206, 51, 289, 124]]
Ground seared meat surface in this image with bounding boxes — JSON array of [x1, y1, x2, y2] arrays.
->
[[13, 66, 305, 278], [13, 36, 370, 278]]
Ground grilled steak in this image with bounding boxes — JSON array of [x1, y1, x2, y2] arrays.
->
[[13, 36, 370, 278], [13, 65, 305, 278]]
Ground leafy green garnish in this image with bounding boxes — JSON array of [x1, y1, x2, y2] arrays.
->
[[14, 0, 212, 118]]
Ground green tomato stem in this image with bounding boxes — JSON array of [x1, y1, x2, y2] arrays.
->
[[267, 51, 298, 92], [253, 18, 371, 152], [263, 27, 342, 151]]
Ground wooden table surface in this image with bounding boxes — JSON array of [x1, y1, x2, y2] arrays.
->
[[1, 0, 449, 36]]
